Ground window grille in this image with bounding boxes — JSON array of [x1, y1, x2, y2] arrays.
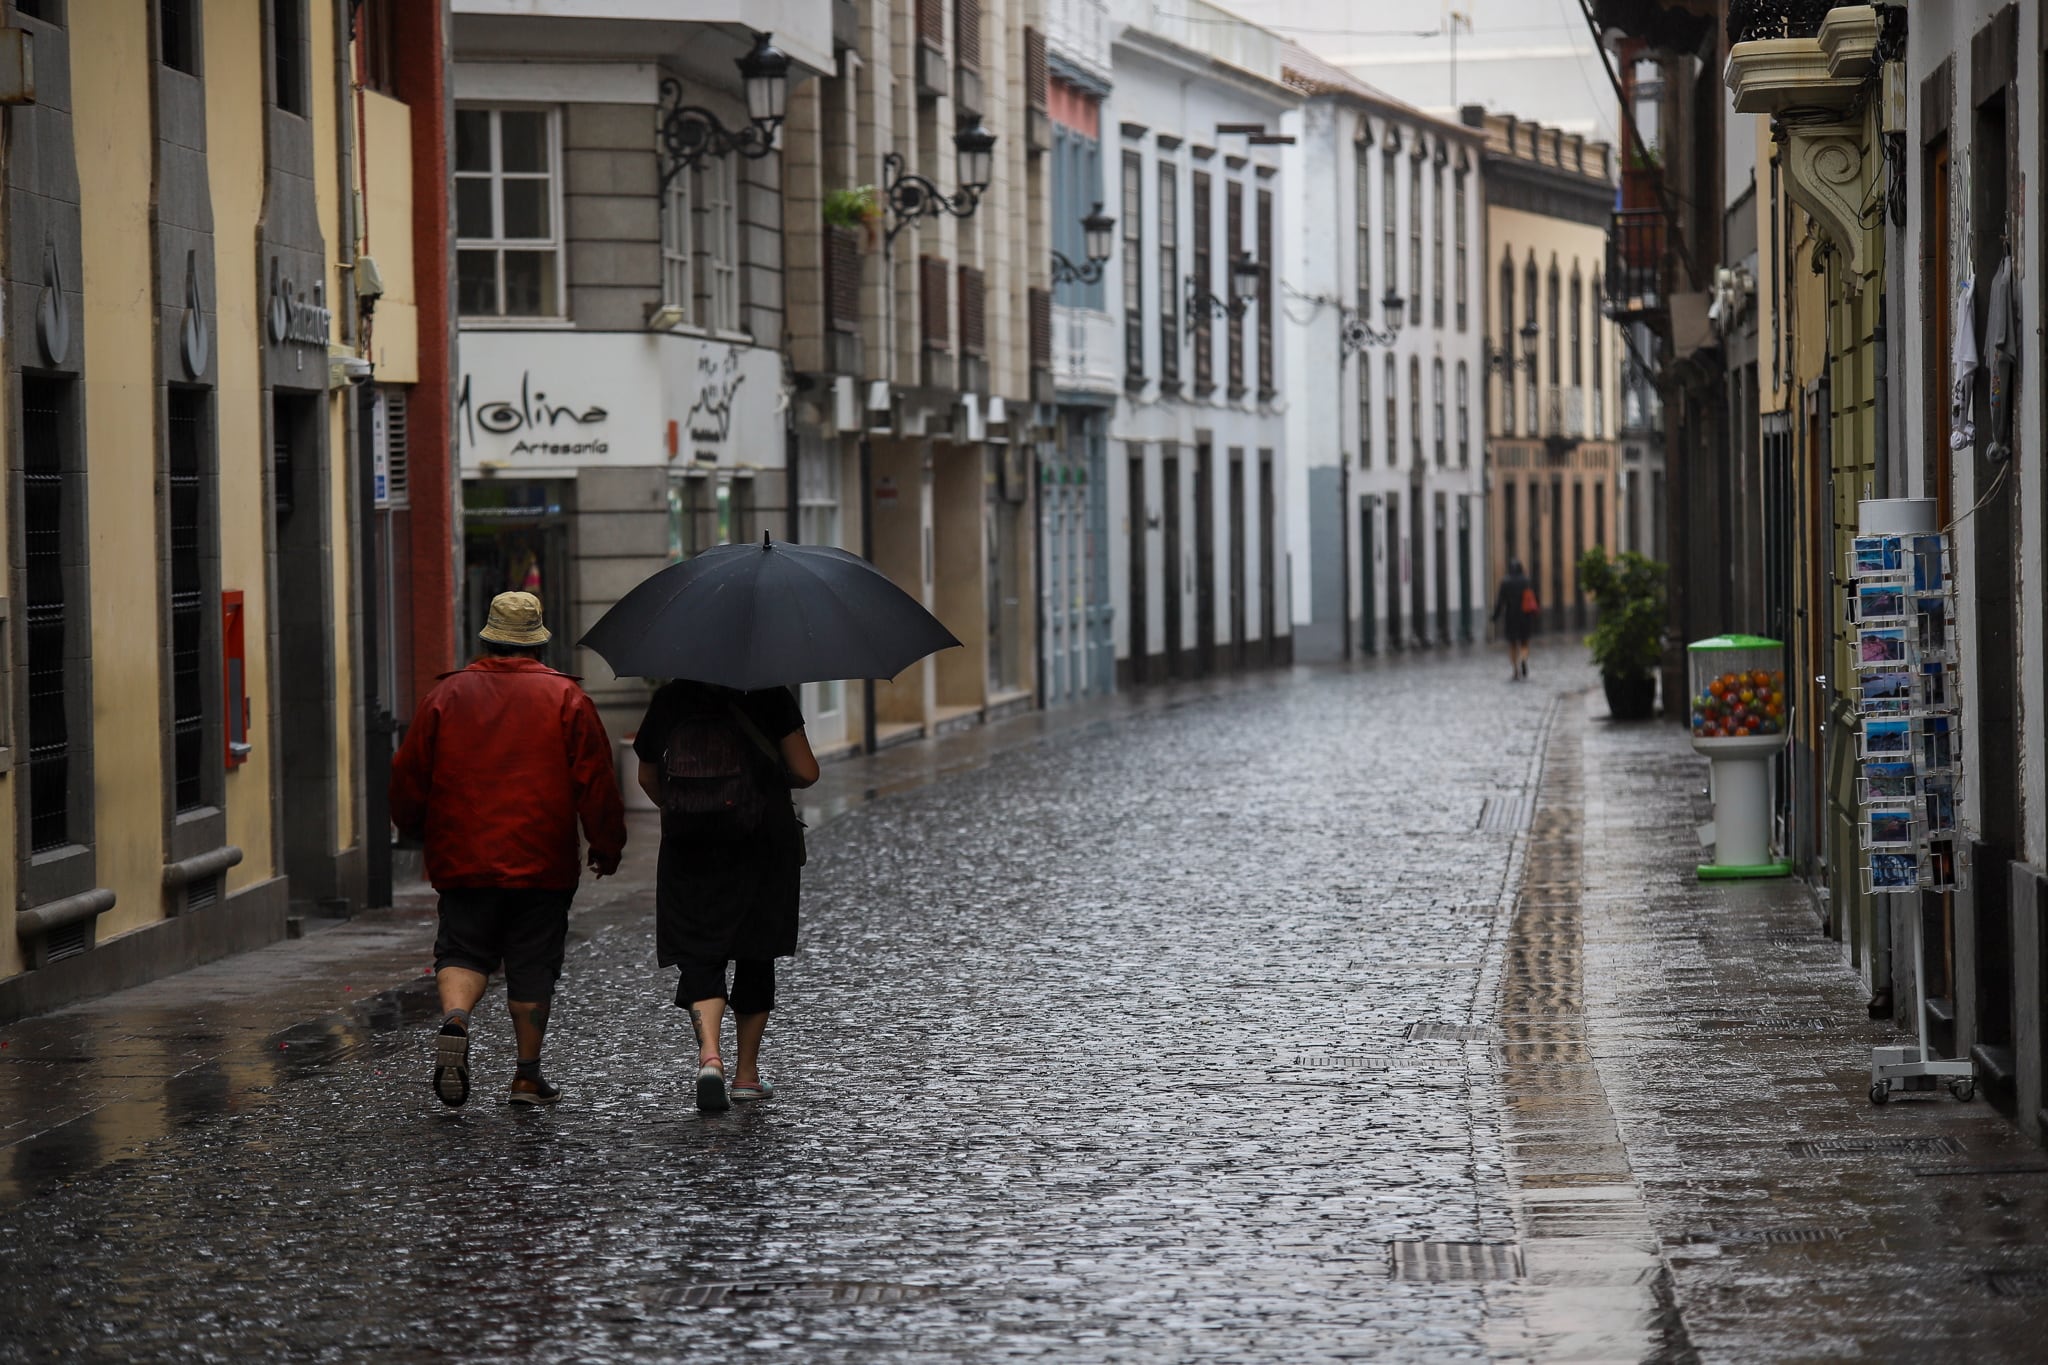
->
[[168, 389, 208, 813], [22, 380, 72, 853], [1157, 161, 1179, 389], [1256, 187, 1274, 399], [456, 107, 561, 318], [1193, 171, 1213, 392], [383, 387, 410, 507], [1122, 150, 1144, 385]]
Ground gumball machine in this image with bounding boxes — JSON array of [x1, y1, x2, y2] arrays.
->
[[1687, 635, 1792, 879]]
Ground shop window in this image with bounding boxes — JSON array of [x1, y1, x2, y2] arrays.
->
[[160, 0, 198, 75], [273, 0, 307, 116], [22, 378, 79, 854], [167, 388, 215, 813], [456, 106, 562, 319]]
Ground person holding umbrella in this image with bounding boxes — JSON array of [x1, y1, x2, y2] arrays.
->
[[584, 534, 959, 1113], [633, 684, 818, 1111]]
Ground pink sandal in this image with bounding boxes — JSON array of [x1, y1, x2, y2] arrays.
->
[[695, 1053, 729, 1113]]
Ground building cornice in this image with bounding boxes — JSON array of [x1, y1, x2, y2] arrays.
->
[[1112, 27, 1301, 111]]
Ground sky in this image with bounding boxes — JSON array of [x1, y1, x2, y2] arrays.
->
[[1195, 0, 1623, 149]]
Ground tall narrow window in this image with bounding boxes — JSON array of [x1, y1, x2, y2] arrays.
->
[[1383, 354, 1397, 468], [1256, 187, 1274, 399], [1570, 266, 1583, 389], [1382, 152, 1398, 311], [1122, 149, 1144, 385], [1408, 356, 1422, 465], [22, 379, 75, 853], [1524, 257, 1540, 434], [1158, 161, 1179, 390], [1546, 262, 1561, 434], [1431, 159, 1445, 328], [1591, 273, 1605, 438], [660, 164, 695, 321], [160, 0, 198, 74], [1500, 255, 1516, 433], [456, 107, 562, 318], [273, 0, 306, 115], [1226, 180, 1245, 396], [1408, 153, 1422, 323], [1192, 170, 1213, 393], [695, 154, 741, 332], [1455, 361, 1470, 465], [1454, 166, 1468, 330], [1432, 359, 1445, 466], [167, 389, 211, 813], [1359, 357, 1372, 467], [1355, 142, 1372, 320]]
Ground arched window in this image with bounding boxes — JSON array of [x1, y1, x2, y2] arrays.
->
[[1500, 253, 1516, 432], [1591, 271, 1605, 438], [1546, 259, 1561, 436], [1523, 255, 1539, 434], [1456, 360, 1470, 466]]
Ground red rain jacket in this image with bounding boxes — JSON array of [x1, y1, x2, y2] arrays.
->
[[389, 657, 627, 890]]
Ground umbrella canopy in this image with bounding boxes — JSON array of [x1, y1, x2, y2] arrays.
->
[[579, 535, 961, 690]]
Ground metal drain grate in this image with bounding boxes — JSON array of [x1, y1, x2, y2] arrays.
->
[[1405, 1021, 1491, 1043], [1285, 1053, 1395, 1071], [665, 1281, 936, 1309], [1712, 1227, 1844, 1246], [1477, 794, 1531, 833], [1984, 1270, 2048, 1299], [1698, 1016, 1831, 1032], [1909, 1162, 2048, 1178], [1389, 1241, 1523, 1282], [1787, 1136, 1964, 1158]]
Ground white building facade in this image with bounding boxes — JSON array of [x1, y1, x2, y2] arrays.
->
[[1280, 49, 1488, 659], [1102, 1, 1296, 686]]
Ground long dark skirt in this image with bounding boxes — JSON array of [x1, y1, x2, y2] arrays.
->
[[653, 811, 801, 966]]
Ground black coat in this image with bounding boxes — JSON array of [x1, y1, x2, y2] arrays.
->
[[633, 683, 805, 964], [1492, 573, 1535, 642]]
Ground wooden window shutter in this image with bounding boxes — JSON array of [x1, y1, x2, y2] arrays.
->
[[917, 0, 944, 48], [958, 264, 987, 356], [920, 255, 950, 350], [1024, 27, 1048, 110], [1029, 287, 1052, 370], [824, 226, 861, 334], [954, 0, 981, 69]]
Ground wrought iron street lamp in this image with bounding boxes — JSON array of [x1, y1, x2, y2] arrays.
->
[[1185, 251, 1265, 323], [1488, 320, 1541, 374], [1050, 202, 1116, 286], [883, 119, 999, 245], [1340, 289, 1409, 352], [657, 31, 791, 189]]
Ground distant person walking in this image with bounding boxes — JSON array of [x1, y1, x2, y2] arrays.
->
[[390, 592, 627, 1109], [635, 682, 819, 1113], [1491, 561, 1537, 681]]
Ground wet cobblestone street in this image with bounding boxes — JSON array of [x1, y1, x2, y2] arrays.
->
[[2, 646, 2046, 1362]]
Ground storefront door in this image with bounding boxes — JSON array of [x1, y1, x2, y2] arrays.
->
[[463, 479, 574, 674]]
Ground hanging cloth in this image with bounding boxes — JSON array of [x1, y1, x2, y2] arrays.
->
[[1949, 277, 1979, 451], [1985, 255, 2019, 462]]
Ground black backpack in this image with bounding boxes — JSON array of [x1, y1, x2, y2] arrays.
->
[[659, 696, 781, 840]]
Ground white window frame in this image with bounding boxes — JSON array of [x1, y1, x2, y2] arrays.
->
[[1456, 361, 1470, 466], [661, 165, 696, 321], [694, 154, 742, 334], [455, 104, 566, 323], [797, 442, 845, 727]]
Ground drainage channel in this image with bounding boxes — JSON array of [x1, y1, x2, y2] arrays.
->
[[1487, 697, 1690, 1362]]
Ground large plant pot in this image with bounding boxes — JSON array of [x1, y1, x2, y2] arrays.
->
[[1602, 672, 1657, 721]]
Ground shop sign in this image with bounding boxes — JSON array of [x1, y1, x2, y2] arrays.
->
[[458, 331, 781, 476], [267, 260, 331, 349]]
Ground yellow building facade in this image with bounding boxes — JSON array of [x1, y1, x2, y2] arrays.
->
[[0, 1, 427, 1018]]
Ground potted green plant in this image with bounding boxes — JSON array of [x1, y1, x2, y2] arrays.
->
[[1576, 545, 1667, 721], [823, 185, 882, 250]]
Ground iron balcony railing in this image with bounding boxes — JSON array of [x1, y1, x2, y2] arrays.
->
[[1607, 208, 1666, 320]]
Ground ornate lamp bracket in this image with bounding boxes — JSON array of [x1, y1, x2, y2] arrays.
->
[[658, 77, 778, 190]]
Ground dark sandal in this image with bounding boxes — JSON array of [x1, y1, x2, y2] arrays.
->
[[695, 1055, 730, 1113], [433, 1028, 471, 1108]]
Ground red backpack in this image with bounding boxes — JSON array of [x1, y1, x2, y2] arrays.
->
[[1519, 586, 1540, 615]]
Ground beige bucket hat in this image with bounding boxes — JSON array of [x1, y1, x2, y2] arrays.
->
[[479, 591, 551, 646]]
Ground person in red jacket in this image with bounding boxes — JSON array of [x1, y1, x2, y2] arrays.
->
[[390, 591, 627, 1109]]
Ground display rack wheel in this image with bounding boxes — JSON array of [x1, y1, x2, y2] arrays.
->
[[1950, 1077, 1975, 1102], [1869, 1080, 1891, 1105]]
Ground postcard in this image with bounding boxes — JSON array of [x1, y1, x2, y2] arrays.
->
[[1861, 761, 1917, 800], [1858, 628, 1908, 667], [1853, 535, 1904, 576], [1857, 585, 1907, 622], [1862, 718, 1912, 756], [1870, 851, 1919, 891], [1866, 808, 1916, 848]]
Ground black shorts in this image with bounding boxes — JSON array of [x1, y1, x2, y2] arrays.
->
[[434, 887, 574, 1001]]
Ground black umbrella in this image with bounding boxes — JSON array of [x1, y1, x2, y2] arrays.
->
[[579, 535, 961, 689]]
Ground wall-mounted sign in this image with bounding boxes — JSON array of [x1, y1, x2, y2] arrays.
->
[[267, 257, 331, 349], [457, 331, 781, 477]]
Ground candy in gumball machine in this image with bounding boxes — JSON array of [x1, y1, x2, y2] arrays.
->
[[1687, 635, 1793, 879]]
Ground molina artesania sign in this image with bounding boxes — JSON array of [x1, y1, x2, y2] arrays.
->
[[456, 332, 779, 476]]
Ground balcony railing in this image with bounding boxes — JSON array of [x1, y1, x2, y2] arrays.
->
[[1726, 0, 1831, 45], [1607, 208, 1666, 320]]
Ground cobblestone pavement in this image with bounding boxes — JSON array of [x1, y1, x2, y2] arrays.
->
[[0, 645, 2044, 1362]]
